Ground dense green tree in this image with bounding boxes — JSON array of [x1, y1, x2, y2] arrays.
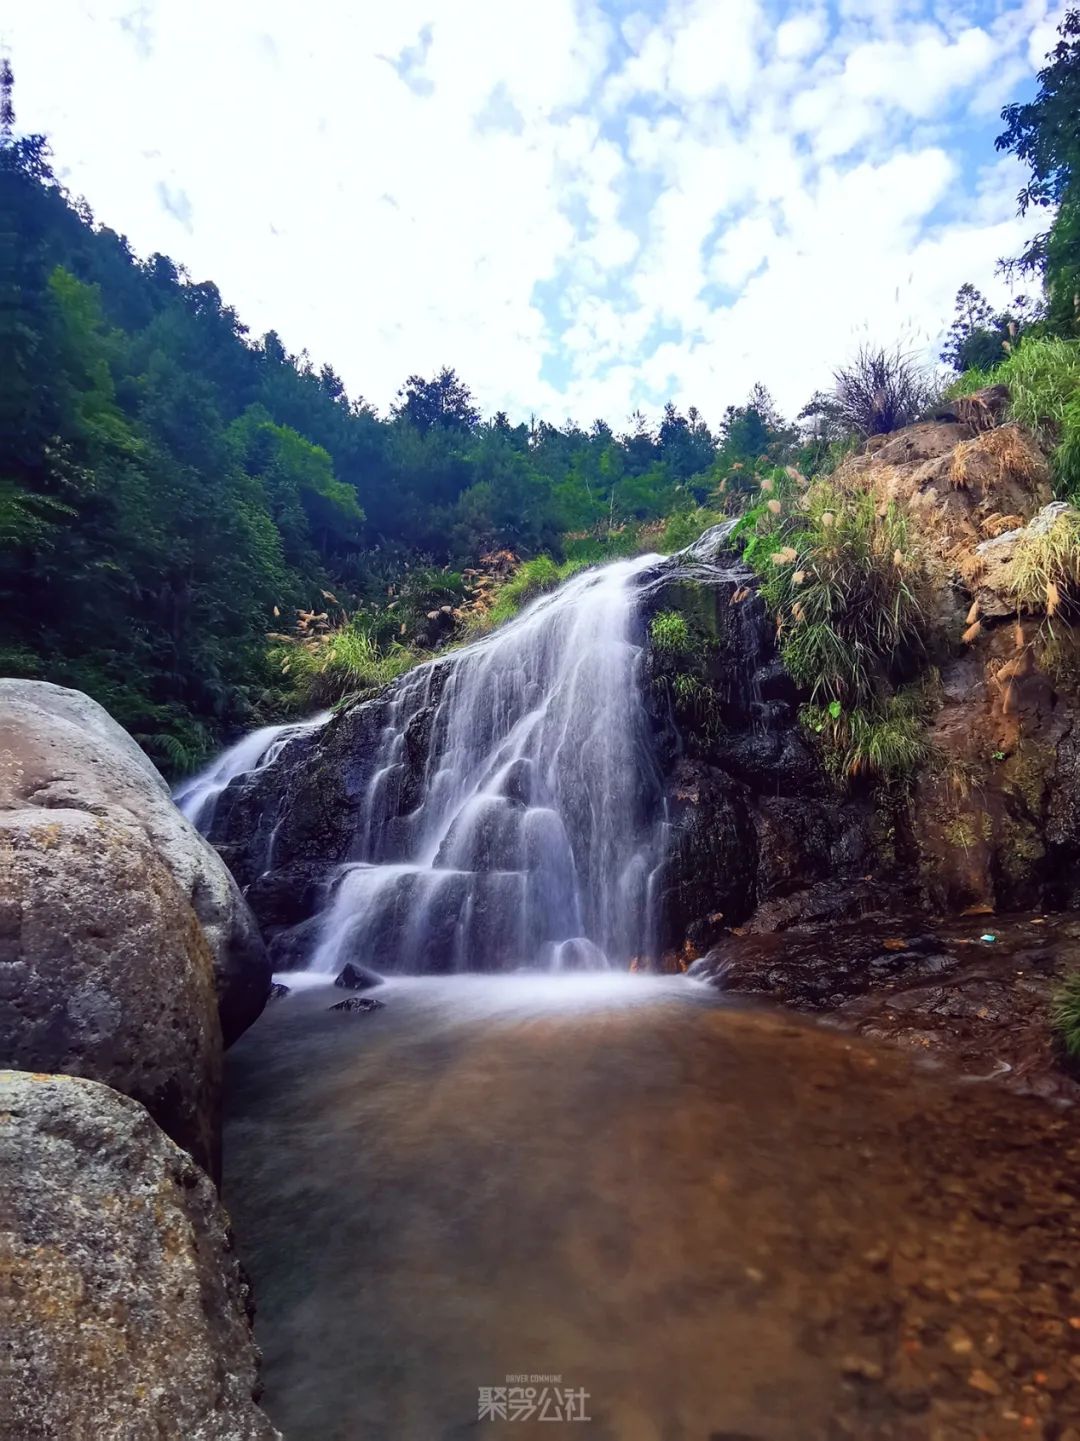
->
[[392, 367, 480, 433], [997, 9, 1080, 330], [940, 284, 1012, 372]]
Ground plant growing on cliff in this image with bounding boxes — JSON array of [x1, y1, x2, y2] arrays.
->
[[949, 337, 1080, 495], [757, 485, 928, 709], [801, 685, 936, 782], [1052, 971, 1080, 1060], [269, 613, 422, 706], [831, 346, 935, 437], [648, 611, 722, 741], [649, 610, 694, 659], [1009, 507, 1080, 620]]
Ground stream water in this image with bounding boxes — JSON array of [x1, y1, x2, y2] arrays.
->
[[224, 972, 1080, 1440]]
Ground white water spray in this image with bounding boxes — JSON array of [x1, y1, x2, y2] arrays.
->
[[175, 712, 329, 832], [185, 525, 741, 976]]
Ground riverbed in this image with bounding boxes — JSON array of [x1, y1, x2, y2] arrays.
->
[[224, 974, 1080, 1440]]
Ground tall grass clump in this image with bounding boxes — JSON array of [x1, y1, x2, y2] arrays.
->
[[654, 506, 728, 554], [832, 345, 935, 437], [1008, 506, 1080, 628], [1052, 972, 1080, 1061], [949, 336, 1080, 496], [737, 472, 935, 781], [270, 615, 422, 707], [757, 483, 928, 707], [802, 685, 935, 782], [480, 554, 588, 629]]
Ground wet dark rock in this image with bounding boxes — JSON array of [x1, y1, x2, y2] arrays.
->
[[715, 728, 826, 795], [695, 911, 1080, 1103], [334, 962, 383, 991], [655, 761, 758, 945], [245, 861, 330, 932], [329, 996, 385, 1014], [268, 982, 291, 1000], [267, 914, 323, 972]]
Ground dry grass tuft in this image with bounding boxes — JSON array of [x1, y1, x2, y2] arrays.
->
[[948, 425, 1042, 493], [1009, 510, 1080, 615]]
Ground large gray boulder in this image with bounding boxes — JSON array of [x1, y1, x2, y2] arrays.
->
[[1, 806, 222, 1174], [0, 680, 270, 1044], [2, 1070, 281, 1440]]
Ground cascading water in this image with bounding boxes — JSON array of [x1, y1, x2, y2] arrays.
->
[[185, 524, 744, 976], [310, 551, 668, 975], [174, 712, 330, 832]]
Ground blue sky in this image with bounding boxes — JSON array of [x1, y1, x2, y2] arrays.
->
[[9, 1, 1067, 429]]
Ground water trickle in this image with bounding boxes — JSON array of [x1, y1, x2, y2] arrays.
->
[[174, 712, 330, 832]]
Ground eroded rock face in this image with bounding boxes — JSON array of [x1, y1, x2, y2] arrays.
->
[[913, 619, 1080, 914], [0, 680, 270, 1044], [842, 419, 1052, 580], [0, 807, 222, 1175], [2, 1070, 280, 1441]]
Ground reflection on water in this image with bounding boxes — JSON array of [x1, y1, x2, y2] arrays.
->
[[224, 975, 1080, 1441]]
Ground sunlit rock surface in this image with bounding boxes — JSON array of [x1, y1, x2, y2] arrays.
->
[[0, 679, 270, 1045], [4, 1071, 280, 1441]]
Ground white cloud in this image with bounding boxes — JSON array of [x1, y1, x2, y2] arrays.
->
[[776, 10, 828, 60], [5, 0, 1061, 431]]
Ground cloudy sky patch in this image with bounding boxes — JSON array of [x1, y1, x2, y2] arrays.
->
[[9, 0, 1068, 427]]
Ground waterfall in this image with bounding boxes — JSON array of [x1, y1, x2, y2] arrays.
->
[[185, 525, 742, 976], [311, 552, 667, 974], [174, 712, 330, 832]]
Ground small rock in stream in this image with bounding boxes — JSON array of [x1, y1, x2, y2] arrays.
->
[[269, 982, 291, 1000], [329, 996, 385, 1014], [334, 963, 384, 991]]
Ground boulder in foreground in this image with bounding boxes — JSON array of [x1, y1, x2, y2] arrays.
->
[[0, 679, 270, 1044], [1, 807, 222, 1175], [2, 1070, 281, 1441]]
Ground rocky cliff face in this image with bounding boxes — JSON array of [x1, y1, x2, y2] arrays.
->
[[639, 570, 882, 957], [832, 407, 1080, 915], [199, 399, 1080, 979]]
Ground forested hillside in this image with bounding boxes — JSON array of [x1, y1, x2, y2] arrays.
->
[[2, 113, 801, 770], [3, 11, 1079, 773]]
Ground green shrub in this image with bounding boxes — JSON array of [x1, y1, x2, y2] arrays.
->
[[563, 526, 645, 566], [1052, 972, 1080, 1060], [485, 554, 575, 627], [654, 506, 727, 554], [802, 687, 935, 782], [270, 620, 421, 707], [949, 337, 1080, 496]]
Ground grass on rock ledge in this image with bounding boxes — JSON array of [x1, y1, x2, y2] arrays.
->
[[950, 336, 1080, 497]]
